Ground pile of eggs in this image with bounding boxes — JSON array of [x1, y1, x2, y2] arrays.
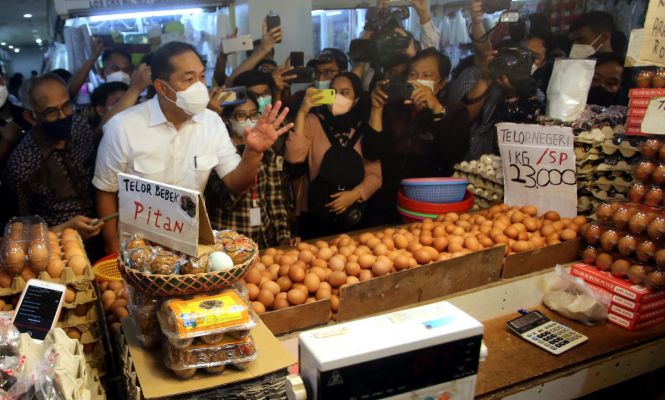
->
[[99, 280, 130, 335], [243, 204, 585, 314], [581, 201, 665, 290]]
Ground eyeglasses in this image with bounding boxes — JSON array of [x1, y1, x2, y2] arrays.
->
[[33, 101, 73, 121], [232, 112, 261, 123], [316, 68, 340, 79]]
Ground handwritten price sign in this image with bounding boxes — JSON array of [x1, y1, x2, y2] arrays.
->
[[497, 123, 577, 217], [641, 96, 665, 135]]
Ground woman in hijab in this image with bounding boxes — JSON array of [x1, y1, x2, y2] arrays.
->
[[286, 72, 381, 239]]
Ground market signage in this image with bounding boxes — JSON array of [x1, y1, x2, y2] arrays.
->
[[641, 96, 665, 135], [118, 173, 214, 257], [497, 123, 577, 218], [638, 0, 665, 67], [54, 0, 224, 16]]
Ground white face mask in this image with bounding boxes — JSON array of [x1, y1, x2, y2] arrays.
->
[[230, 119, 255, 137], [531, 63, 539, 75], [314, 80, 331, 90], [106, 71, 131, 85], [569, 34, 602, 59], [416, 79, 436, 92], [163, 81, 210, 116], [0, 86, 7, 108]]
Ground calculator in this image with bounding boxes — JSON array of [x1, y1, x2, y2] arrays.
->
[[506, 310, 588, 355]]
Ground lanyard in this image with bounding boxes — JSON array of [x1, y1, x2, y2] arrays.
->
[[251, 174, 259, 208]]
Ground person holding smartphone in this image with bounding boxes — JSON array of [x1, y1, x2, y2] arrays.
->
[[286, 72, 381, 239], [204, 93, 293, 248]]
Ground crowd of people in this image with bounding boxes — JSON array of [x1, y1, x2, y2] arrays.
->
[[0, 0, 633, 259]]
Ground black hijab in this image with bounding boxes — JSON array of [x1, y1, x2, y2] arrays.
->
[[315, 72, 367, 134]]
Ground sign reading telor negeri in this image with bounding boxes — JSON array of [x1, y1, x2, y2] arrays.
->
[[639, 0, 665, 67], [497, 123, 577, 218], [118, 173, 212, 257], [642, 97, 665, 135]]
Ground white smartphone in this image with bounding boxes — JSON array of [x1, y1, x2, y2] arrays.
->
[[12, 279, 66, 342], [222, 34, 254, 54]]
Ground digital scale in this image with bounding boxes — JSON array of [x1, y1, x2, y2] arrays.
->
[[287, 301, 484, 400]]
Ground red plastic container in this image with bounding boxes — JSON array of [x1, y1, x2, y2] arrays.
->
[[397, 190, 474, 214]]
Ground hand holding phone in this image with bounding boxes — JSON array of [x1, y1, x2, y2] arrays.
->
[[12, 280, 66, 342], [221, 34, 254, 54], [218, 86, 247, 106], [266, 12, 282, 43], [313, 89, 336, 105]]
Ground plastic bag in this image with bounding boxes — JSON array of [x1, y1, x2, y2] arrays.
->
[[546, 59, 596, 122], [543, 265, 611, 325]]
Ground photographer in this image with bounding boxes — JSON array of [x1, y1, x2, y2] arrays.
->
[[365, 48, 470, 226], [285, 72, 381, 239]]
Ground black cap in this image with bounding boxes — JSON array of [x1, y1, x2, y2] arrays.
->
[[307, 48, 348, 71]]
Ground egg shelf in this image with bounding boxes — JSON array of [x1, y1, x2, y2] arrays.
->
[[58, 303, 100, 330]]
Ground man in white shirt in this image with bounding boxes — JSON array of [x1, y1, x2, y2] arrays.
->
[[94, 41, 292, 253]]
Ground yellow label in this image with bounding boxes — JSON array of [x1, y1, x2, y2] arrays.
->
[[168, 291, 250, 336]]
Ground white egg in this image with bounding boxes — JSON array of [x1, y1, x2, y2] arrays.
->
[[209, 251, 234, 272]]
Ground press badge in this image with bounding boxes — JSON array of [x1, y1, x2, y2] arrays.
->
[[249, 204, 261, 227]]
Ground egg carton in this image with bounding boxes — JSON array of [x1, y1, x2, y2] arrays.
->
[[575, 128, 608, 145], [63, 281, 99, 309], [601, 139, 641, 158], [468, 185, 502, 202], [454, 170, 504, 188], [58, 303, 100, 330], [589, 188, 627, 202]]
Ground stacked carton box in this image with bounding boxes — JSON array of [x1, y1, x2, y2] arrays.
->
[[626, 89, 665, 136]]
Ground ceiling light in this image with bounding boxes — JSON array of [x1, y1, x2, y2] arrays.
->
[[23, 13, 32, 18], [89, 7, 202, 22], [8, 45, 13, 49], [14, 48, 19, 53], [0, 42, 5, 46], [35, 38, 42, 44]]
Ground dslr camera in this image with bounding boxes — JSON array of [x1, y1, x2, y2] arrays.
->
[[488, 47, 537, 98], [362, 6, 412, 62]]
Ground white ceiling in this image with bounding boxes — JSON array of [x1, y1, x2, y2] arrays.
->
[[0, 0, 49, 49]]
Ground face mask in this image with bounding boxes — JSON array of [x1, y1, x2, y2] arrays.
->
[[163, 81, 210, 116], [106, 71, 131, 85], [587, 85, 617, 107], [0, 86, 7, 108], [329, 94, 355, 116], [531, 63, 539, 75], [314, 80, 331, 90], [569, 35, 602, 59], [40, 115, 73, 140], [416, 79, 436, 91], [230, 119, 255, 137], [257, 95, 272, 113]]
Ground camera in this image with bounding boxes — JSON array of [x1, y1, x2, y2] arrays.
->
[[363, 6, 412, 62], [489, 47, 537, 98]]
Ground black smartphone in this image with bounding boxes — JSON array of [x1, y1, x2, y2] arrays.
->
[[290, 51, 304, 67], [290, 67, 315, 84], [385, 82, 414, 102], [349, 39, 378, 63], [266, 13, 281, 43]]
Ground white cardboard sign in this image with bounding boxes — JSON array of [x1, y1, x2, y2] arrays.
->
[[638, 0, 665, 68], [118, 173, 214, 257], [641, 96, 665, 135], [497, 123, 577, 217]]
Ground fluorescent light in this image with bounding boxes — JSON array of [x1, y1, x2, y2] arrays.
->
[[14, 48, 19, 53], [35, 38, 42, 44], [0, 42, 5, 46], [23, 13, 32, 18], [8, 45, 13, 49], [89, 7, 203, 22], [326, 11, 342, 16]]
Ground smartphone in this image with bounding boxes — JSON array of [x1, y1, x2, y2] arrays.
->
[[349, 39, 378, 63], [385, 82, 414, 102], [219, 86, 247, 106], [290, 51, 304, 67], [500, 10, 520, 23], [221, 34, 254, 54], [266, 13, 281, 43], [12, 279, 66, 342], [290, 67, 315, 84], [313, 89, 336, 105]]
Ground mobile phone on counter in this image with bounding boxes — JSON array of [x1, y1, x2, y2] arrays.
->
[[219, 86, 247, 106], [290, 67, 315, 84], [313, 89, 336, 105], [221, 34, 254, 54], [12, 279, 66, 342], [290, 51, 304, 67]]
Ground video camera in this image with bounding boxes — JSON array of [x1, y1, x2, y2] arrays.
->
[[354, 6, 411, 64], [488, 47, 537, 98]]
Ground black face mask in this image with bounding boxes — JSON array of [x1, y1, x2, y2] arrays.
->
[[587, 86, 617, 107], [41, 115, 73, 140]]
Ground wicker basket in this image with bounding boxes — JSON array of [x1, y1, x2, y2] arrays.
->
[[118, 244, 257, 296], [93, 254, 122, 282]]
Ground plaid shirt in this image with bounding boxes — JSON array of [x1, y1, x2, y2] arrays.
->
[[204, 147, 291, 248]]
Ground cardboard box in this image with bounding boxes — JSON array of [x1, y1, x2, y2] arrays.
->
[[611, 293, 665, 312], [260, 299, 331, 335], [120, 317, 296, 399], [571, 263, 665, 303], [608, 313, 665, 330], [630, 98, 651, 108], [609, 303, 665, 322], [628, 107, 648, 117], [502, 238, 582, 279]]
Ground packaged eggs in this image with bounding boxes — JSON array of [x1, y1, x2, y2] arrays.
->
[[1, 216, 51, 276]]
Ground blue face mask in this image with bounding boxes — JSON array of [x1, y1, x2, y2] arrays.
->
[[257, 95, 272, 113], [314, 80, 331, 90]]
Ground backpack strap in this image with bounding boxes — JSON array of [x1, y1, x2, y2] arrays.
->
[[314, 113, 363, 149]]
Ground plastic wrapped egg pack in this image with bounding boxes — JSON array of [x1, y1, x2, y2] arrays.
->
[[453, 154, 503, 210]]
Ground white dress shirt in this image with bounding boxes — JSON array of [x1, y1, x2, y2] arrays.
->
[[93, 95, 241, 193]]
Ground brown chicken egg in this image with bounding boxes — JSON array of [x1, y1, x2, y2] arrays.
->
[[595, 253, 614, 271], [595, 203, 613, 223], [328, 271, 348, 287], [647, 217, 665, 241], [644, 186, 664, 207], [636, 240, 656, 262], [617, 235, 638, 256], [304, 273, 321, 293], [611, 207, 633, 230], [582, 246, 599, 265], [629, 183, 647, 203], [642, 138, 662, 158], [645, 270, 665, 291], [599, 230, 620, 251], [610, 259, 630, 278], [4, 243, 26, 275], [67, 255, 88, 276], [627, 264, 649, 284], [0, 270, 12, 288], [251, 301, 266, 314], [584, 223, 603, 245], [652, 164, 665, 185], [635, 160, 656, 181], [287, 289, 306, 305], [257, 289, 275, 307], [656, 249, 665, 268]]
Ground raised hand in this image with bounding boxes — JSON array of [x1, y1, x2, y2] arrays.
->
[[245, 101, 294, 153]]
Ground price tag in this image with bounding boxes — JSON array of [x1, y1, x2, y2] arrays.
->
[[641, 97, 665, 135], [497, 123, 577, 217]]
